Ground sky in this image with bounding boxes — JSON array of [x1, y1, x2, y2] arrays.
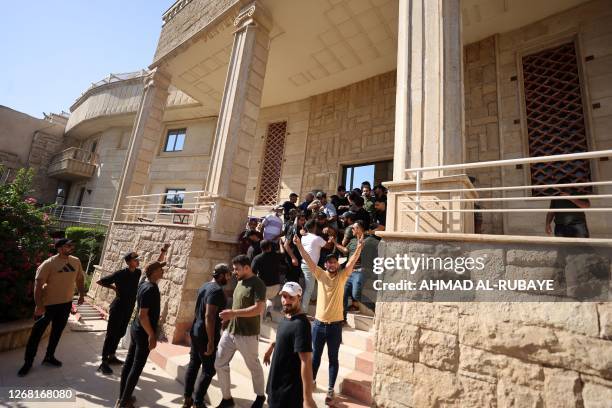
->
[[0, 0, 172, 118]]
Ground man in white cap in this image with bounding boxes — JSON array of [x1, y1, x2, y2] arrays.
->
[[263, 282, 316, 408]]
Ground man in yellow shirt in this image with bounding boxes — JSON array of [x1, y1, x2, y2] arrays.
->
[[293, 229, 364, 405], [18, 238, 86, 377]]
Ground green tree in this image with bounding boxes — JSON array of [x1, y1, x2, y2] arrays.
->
[[0, 167, 53, 322]]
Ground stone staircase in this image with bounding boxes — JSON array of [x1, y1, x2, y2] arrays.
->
[[68, 299, 108, 332], [263, 304, 375, 406], [151, 307, 375, 407]]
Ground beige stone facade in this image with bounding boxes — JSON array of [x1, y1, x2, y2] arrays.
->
[[90, 222, 236, 344], [5, 0, 610, 403]]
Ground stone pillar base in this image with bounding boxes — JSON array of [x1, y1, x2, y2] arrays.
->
[[209, 196, 251, 243], [384, 174, 477, 233]]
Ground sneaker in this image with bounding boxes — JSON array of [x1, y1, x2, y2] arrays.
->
[[98, 362, 113, 375], [17, 362, 32, 377], [215, 399, 235, 408], [251, 395, 265, 408], [107, 356, 124, 365], [325, 390, 334, 405], [42, 356, 62, 367], [182, 396, 194, 408]]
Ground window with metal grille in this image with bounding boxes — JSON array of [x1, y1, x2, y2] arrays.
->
[[522, 41, 592, 196], [257, 121, 287, 206]]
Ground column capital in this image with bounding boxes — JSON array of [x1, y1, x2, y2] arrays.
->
[[143, 67, 171, 91], [233, 1, 273, 32]]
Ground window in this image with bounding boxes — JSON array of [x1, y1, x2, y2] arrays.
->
[[76, 187, 86, 207], [163, 188, 185, 209], [342, 160, 393, 191], [257, 122, 287, 205], [164, 129, 186, 152], [521, 42, 591, 196]]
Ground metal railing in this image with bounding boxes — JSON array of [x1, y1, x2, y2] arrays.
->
[[50, 147, 99, 167], [121, 190, 215, 227], [48, 205, 112, 227], [162, 0, 194, 24], [403, 149, 612, 234]]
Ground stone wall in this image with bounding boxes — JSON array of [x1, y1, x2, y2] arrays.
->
[[28, 131, 69, 203], [154, 0, 239, 64], [246, 98, 311, 206], [464, 36, 503, 234], [494, 0, 612, 237], [90, 222, 236, 344], [301, 71, 396, 195], [372, 235, 612, 407]]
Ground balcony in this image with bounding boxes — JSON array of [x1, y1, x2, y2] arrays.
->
[[47, 205, 112, 230], [48, 147, 98, 180]]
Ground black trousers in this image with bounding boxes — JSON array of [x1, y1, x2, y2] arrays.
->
[[119, 327, 150, 403], [102, 301, 134, 360], [24, 301, 72, 364], [184, 333, 217, 405]]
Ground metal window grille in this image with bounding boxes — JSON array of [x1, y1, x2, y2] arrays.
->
[[257, 121, 287, 206], [522, 41, 592, 196]]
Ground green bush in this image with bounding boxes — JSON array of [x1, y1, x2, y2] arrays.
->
[[65, 226, 106, 280], [0, 167, 53, 322]]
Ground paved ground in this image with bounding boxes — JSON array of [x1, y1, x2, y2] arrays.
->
[[0, 314, 336, 408]]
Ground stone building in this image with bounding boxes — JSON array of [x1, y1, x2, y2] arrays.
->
[[81, 0, 612, 405], [0, 106, 70, 202]]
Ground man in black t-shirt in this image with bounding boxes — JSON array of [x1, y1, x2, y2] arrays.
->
[[251, 240, 282, 321], [264, 282, 315, 408], [546, 191, 591, 238], [97, 245, 168, 375], [282, 193, 299, 222], [283, 213, 306, 283], [182, 264, 230, 408], [117, 253, 168, 408]]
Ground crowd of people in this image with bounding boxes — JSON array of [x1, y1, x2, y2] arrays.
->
[[16, 182, 387, 408], [14, 178, 594, 407]]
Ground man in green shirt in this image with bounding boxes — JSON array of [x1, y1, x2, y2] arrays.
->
[[215, 255, 267, 408]]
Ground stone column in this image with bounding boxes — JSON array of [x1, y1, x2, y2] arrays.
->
[[205, 1, 272, 242], [387, 0, 473, 233], [110, 68, 170, 221]]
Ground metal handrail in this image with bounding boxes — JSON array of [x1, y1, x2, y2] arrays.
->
[[47, 205, 112, 226], [404, 149, 612, 234], [121, 190, 215, 227]]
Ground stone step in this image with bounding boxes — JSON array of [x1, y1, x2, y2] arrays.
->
[[153, 340, 369, 407], [340, 371, 373, 405], [354, 351, 374, 376]]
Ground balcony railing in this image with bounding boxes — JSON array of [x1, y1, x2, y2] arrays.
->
[[48, 147, 99, 180], [121, 191, 215, 227], [402, 149, 612, 238], [47, 205, 112, 227], [162, 0, 194, 24]]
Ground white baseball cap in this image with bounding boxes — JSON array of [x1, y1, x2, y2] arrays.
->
[[279, 282, 303, 297]]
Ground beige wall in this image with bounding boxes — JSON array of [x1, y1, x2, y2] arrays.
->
[[147, 117, 217, 196], [472, 0, 612, 238], [245, 71, 396, 210], [0, 105, 69, 202], [301, 71, 396, 196], [246, 98, 311, 206]]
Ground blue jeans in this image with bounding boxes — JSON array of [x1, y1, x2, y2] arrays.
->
[[343, 269, 364, 319], [312, 319, 342, 391], [301, 261, 315, 311]]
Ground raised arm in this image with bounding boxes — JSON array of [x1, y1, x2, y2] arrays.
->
[[157, 243, 170, 262]]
